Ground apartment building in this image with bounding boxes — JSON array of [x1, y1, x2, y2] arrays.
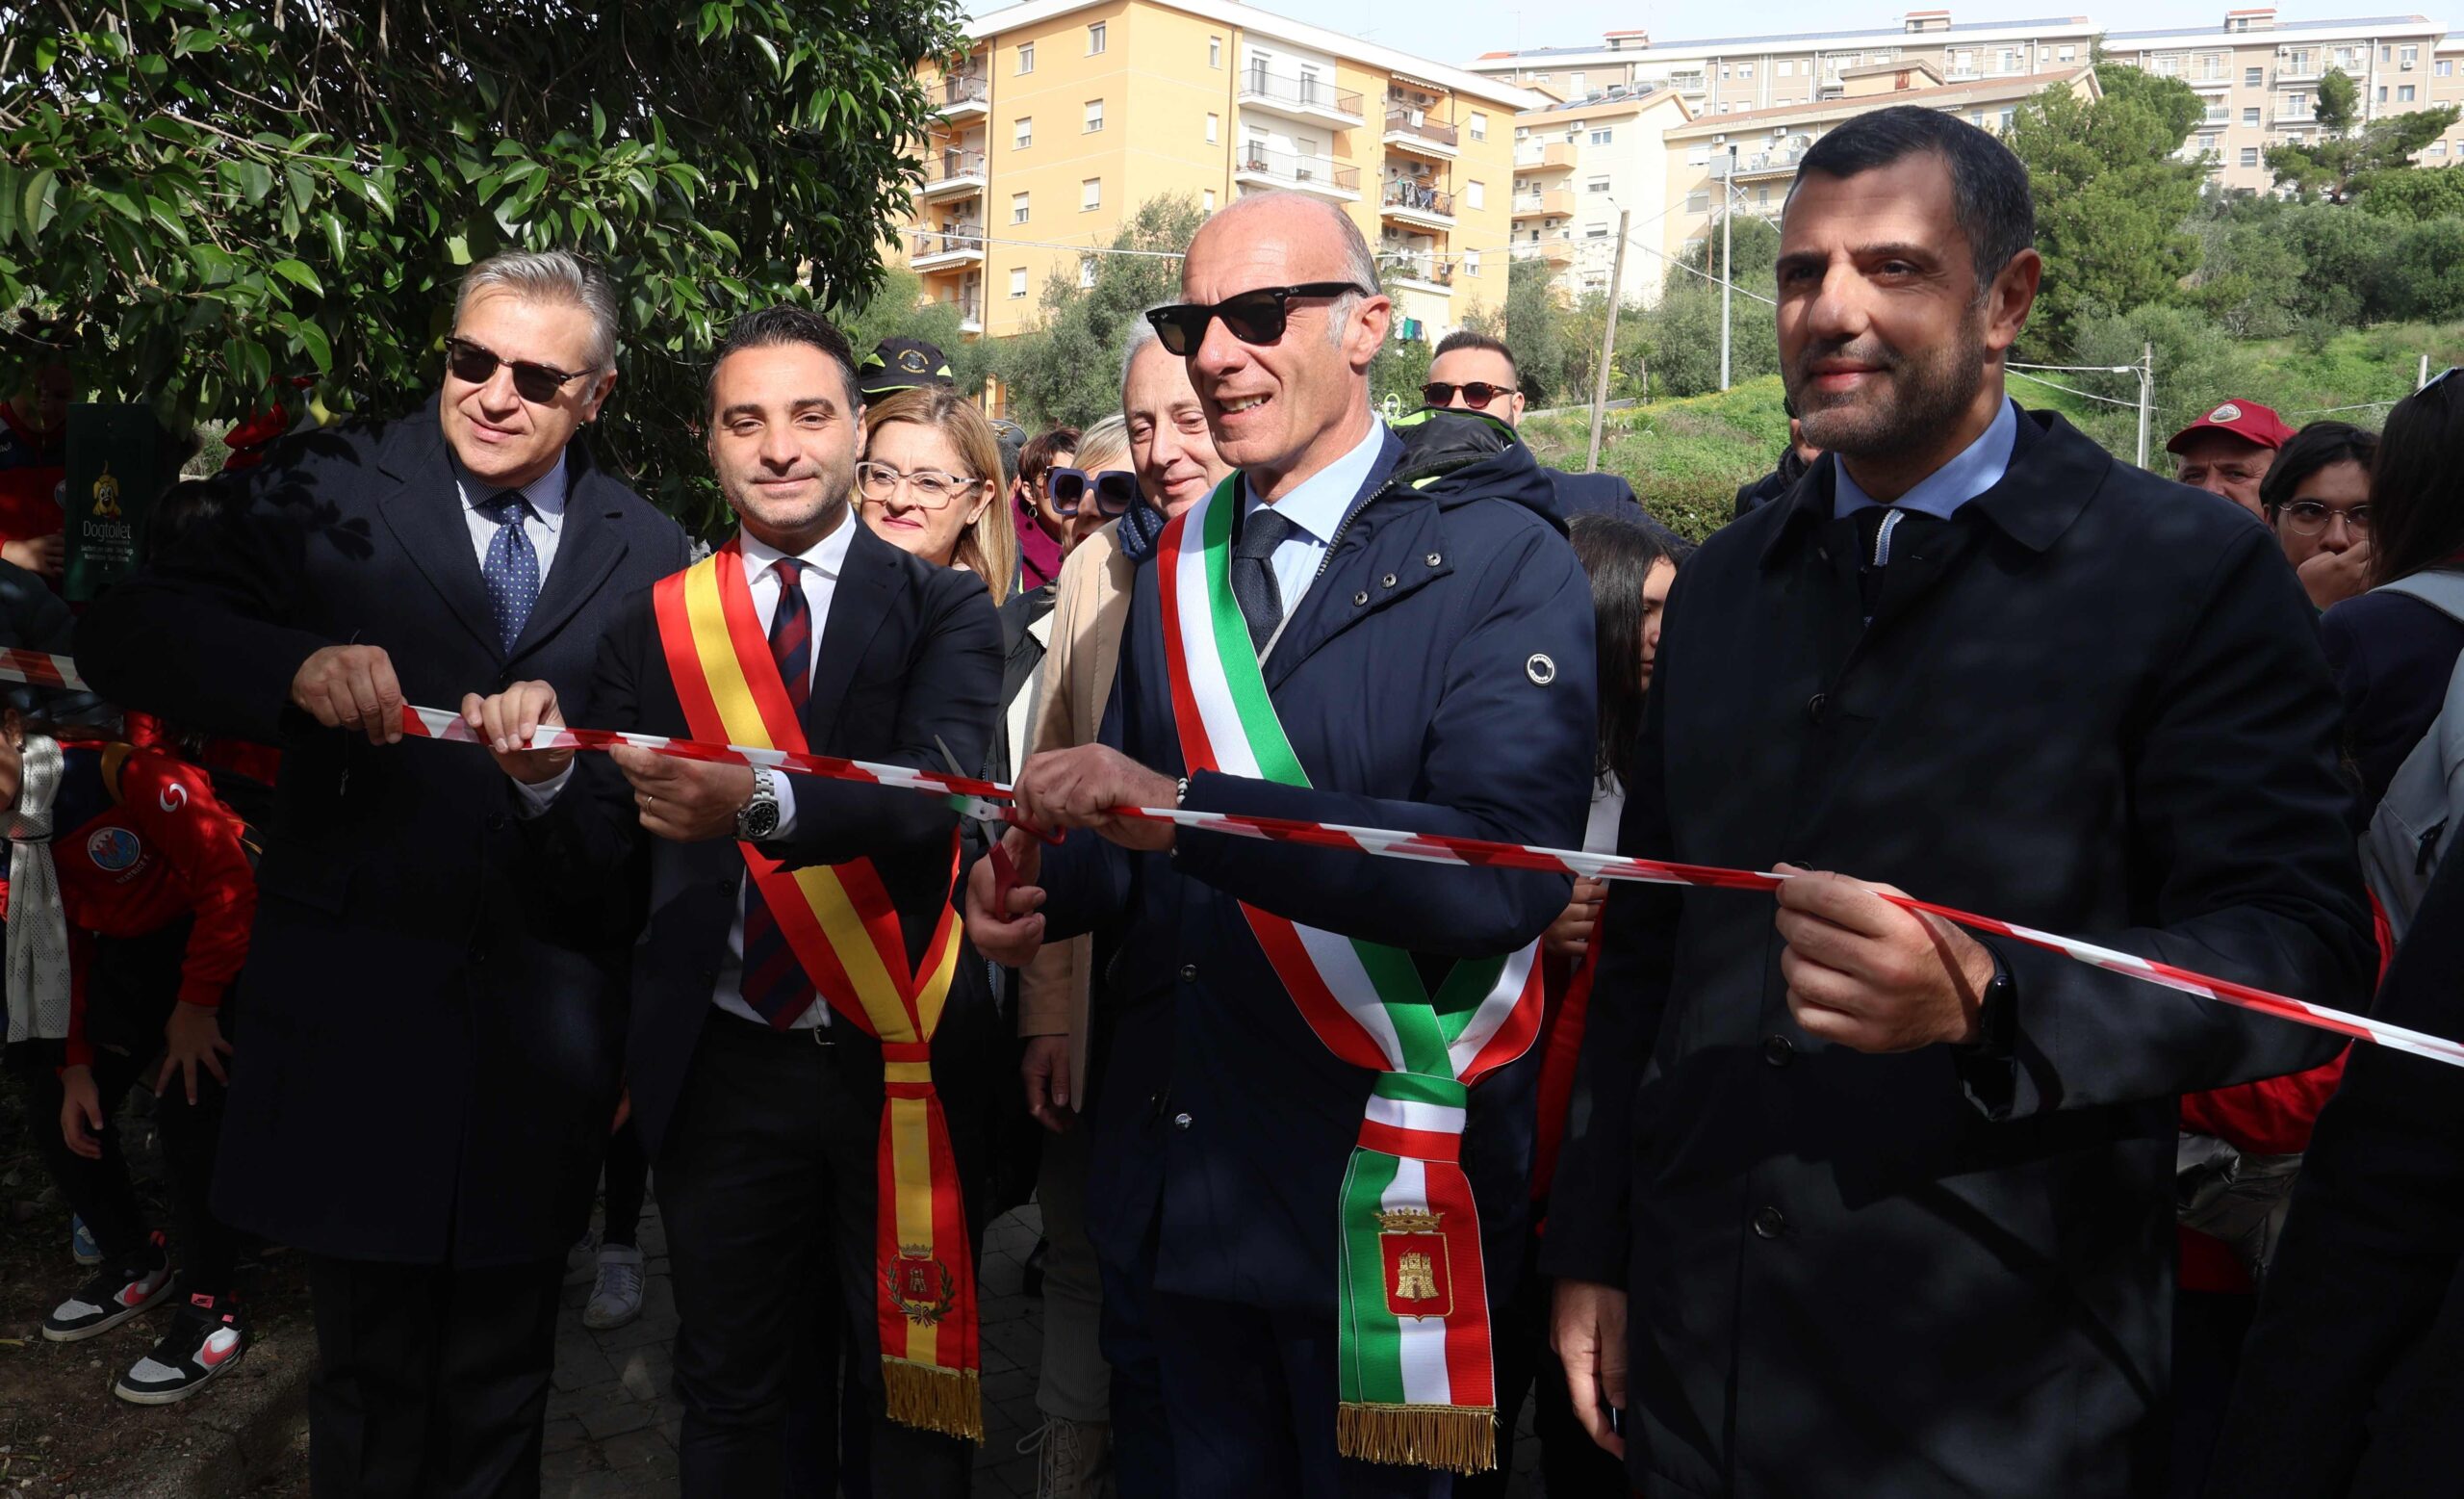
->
[[902, 0, 1538, 349], [1508, 87, 1695, 305], [1654, 65, 2100, 278], [2106, 10, 2457, 190], [1473, 11, 2101, 118]]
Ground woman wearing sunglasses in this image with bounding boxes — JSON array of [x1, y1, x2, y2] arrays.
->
[[857, 388, 1015, 607]]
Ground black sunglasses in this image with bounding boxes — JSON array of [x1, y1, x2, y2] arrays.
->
[[1145, 282, 1370, 356], [444, 336, 595, 404], [1049, 467, 1142, 518], [1423, 380, 1518, 410]]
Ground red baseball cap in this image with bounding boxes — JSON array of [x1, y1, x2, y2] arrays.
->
[[2166, 400, 2297, 456]]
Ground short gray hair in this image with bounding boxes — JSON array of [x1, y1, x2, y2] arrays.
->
[[1329, 207, 1380, 341], [454, 249, 621, 372], [1119, 311, 1164, 392]]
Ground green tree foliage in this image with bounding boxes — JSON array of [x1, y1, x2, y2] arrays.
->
[[1461, 254, 1570, 405], [2003, 69, 2209, 352], [2267, 105, 2460, 202], [1627, 215, 1781, 399], [4, 0, 961, 515], [994, 195, 1203, 428], [2352, 166, 2464, 221], [2314, 66, 2360, 132]]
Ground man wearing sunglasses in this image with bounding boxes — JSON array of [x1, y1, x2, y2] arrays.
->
[[966, 191, 1597, 1498], [1425, 332, 1639, 519], [76, 249, 692, 1497]]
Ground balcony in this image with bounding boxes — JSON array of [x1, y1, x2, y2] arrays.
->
[[917, 148, 987, 201], [1380, 179, 1454, 229], [1383, 107, 1460, 158], [1531, 232, 1577, 268], [2188, 73, 2233, 92], [1238, 67, 1366, 128], [910, 226, 984, 272], [1233, 146, 1362, 201], [1667, 69, 1707, 93], [2273, 107, 2316, 124], [937, 73, 989, 121], [2276, 64, 2323, 84], [1724, 145, 1810, 181], [926, 295, 985, 335], [1513, 140, 1577, 170], [1512, 187, 1574, 219], [1387, 253, 1453, 295]]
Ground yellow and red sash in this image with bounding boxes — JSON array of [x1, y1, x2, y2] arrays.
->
[[653, 540, 982, 1441]]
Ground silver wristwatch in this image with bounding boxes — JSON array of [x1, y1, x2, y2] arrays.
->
[[736, 765, 782, 840]]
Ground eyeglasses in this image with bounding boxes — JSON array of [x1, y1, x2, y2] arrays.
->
[[443, 336, 595, 404], [1049, 468, 1142, 518], [1144, 283, 1370, 357], [1422, 380, 1519, 410], [856, 460, 981, 509], [2278, 500, 2373, 536]]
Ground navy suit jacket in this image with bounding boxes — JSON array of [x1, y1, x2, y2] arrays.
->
[[1040, 417, 1599, 1311], [74, 401, 690, 1265], [1543, 465, 1641, 518], [512, 519, 1006, 1160]]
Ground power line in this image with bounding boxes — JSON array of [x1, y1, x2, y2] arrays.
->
[[2007, 368, 2145, 409]]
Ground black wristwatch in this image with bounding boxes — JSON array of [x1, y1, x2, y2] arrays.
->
[[736, 765, 782, 840]]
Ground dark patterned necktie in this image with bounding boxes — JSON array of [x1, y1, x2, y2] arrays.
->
[[739, 558, 817, 1028], [1231, 504, 1296, 654], [475, 490, 539, 654]]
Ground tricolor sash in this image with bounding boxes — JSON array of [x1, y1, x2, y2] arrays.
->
[[653, 541, 982, 1441], [1156, 479, 1544, 1474]]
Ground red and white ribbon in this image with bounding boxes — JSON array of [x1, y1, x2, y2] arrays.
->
[[0, 648, 2449, 1070]]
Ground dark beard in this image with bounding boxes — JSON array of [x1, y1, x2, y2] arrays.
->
[[1789, 316, 1989, 462]]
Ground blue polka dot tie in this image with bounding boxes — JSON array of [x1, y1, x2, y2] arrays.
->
[[476, 490, 540, 655]]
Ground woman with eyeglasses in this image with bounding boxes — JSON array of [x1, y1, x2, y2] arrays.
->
[[2318, 375, 2464, 829], [857, 388, 1016, 607], [2258, 421, 2378, 614]]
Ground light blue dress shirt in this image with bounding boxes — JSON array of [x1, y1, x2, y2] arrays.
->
[[453, 452, 568, 578], [1241, 416, 1389, 633], [1832, 398, 2019, 521]]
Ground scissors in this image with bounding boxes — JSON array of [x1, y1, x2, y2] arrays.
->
[[933, 736, 1060, 921]]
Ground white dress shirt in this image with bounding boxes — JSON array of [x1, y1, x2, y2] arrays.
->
[[1240, 417, 1389, 632], [520, 512, 854, 1029], [453, 452, 569, 578]]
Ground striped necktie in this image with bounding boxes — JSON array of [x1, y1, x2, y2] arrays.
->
[[739, 558, 817, 1027]]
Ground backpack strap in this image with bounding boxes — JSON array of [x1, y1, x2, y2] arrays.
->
[[2372, 566, 2464, 628]]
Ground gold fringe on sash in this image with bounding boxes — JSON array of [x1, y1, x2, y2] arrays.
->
[[884, 1357, 985, 1442], [1337, 1402, 1500, 1474]]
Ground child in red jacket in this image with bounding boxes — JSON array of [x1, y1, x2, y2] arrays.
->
[[2, 711, 257, 1404]]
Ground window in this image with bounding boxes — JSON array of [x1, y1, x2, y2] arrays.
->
[[2000, 108, 2016, 131], [1014, 116, 1034, 148], [1209, 36, 1222, 68], [1585, 220, 1610, 238], [1079, 256, 1097, 289], [1084, 98, 1104, 132], [1011, 192, 1030, 223], [2205, 103, 2230, 123], [2241, 146, 2260, 166], [1470, 113, 1488, 141], [1465, 249, 1481, 276], [2432, 140, 2449, 156], [2378, 85, 2390, 102], [2244, 106, 2261, 125], [2058, 44, 2075, 62], [1569, 71, 1588, 93], [1755, 185, 1770, 206], [1205, 112, 1219, 142], [1202, 189, 1217, 209], [1777, 61, 1792, 77], [1466, 180, 1485, 210], [2401, 44, 2419, 66], [2246, 65, 2264, 87], [2400, 84, 2417, 101], [1590, 127, 1613, 144], [1009, 268, 1028, 297], [1080, 177, 1101, 211], [1087, 22, 1105, 54], [1587, 174, 1611, 193], [1999, 49, 2017, 72], [1017, 41, 1035, 73], [2440, 60, 2455, 76], [2198, 132, 2219, 153], [1739, 63, 1754, 79], [1718, 102, 1732, 114], [2381, 44, 2392, 62], [1685, 189, 1709, 212]]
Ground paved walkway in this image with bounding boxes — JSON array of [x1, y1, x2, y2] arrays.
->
[[535, 1196, 1541, 1498]]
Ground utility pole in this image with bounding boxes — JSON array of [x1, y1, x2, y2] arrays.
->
[[1585, 207, 1632, 475], [2422, 352, 2433, 389], [1719, 144, 1736, 391], [2134, 341, 2153, 471]]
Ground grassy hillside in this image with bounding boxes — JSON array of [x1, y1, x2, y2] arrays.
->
[[1523, 323, 2464, 540]]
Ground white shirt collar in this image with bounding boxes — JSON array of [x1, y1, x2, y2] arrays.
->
[[1245, 417, 1388, 541], [454, 451, 569, 530], [737, 506, 855, 583], [1834, 399, 2019, 522]]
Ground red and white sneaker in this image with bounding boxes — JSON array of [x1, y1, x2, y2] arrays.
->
[[114, 1293, 246, 1405], [41, 1231, 172, 1342]]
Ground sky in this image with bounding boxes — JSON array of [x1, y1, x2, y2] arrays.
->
[[967, 0, 2464, 61]]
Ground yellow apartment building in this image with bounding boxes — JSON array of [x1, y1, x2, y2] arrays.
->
[[902, 0, 1540, 349]]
